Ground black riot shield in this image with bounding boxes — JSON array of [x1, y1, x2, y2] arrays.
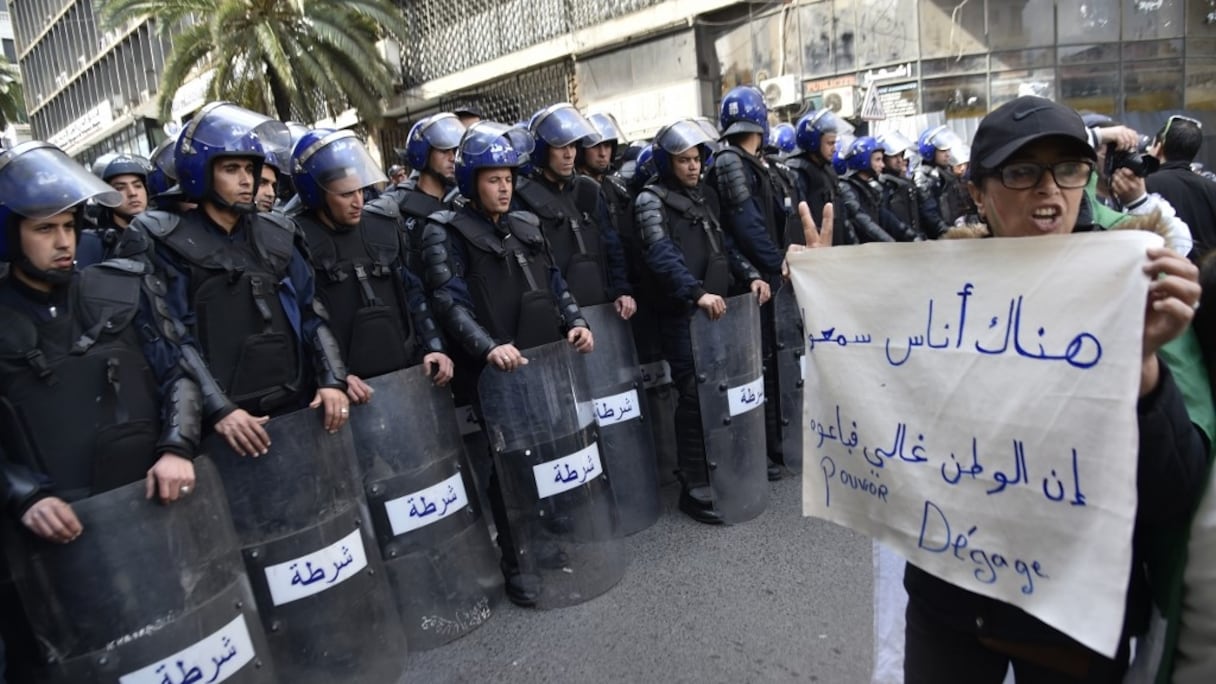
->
[[690, 293, 769, 524], [351, 366, 502, 650], [205, 408, 407, 683], [632, 300, 678, 485], [773, 283, 806, 472], [478, 341, 629, 609], [2, 458, 277, 684], [579, 303, 661, 535]]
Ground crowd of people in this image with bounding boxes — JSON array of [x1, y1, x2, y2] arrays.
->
[[0, 86, 1213, 682]]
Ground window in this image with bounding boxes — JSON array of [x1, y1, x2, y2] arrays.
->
[[1058, 0, 1120, 44], [921, 73, 987, 118], [918, 0, 985, 59], [1124, 59, 1185, 112], [990, 48, 1055, 71], [988, 0, 1054, 50], [1123, 0, 1184, 40], [796, 1, 836, 78], [990, 68, 1055, 108], [1059, 63, 1120, 114], [1186, 40, 1216, 110], [854, 0, 917, 67]]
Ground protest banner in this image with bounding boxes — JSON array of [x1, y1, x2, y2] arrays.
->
[[788, 231, 1161, 657]]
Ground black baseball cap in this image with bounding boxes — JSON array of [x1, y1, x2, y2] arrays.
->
[[971, 96, 1096, 176]]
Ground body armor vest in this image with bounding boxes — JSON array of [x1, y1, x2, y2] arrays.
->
[[882, 175, 920, 236], [444, 210, 564, 350], [153, 210, 302, 413], [298, 210, 417, 379], [648, 184, 732, 303], [515, 176, 609, 306], [0, 262, 161, 501]]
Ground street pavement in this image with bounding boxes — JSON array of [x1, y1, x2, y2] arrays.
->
[[399, 474, 875, 683]]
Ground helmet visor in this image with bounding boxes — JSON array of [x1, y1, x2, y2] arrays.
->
[[657, 120, 716, 156], [298, 132, 387, 195], [533, 106, 600, 148], [930, 128, 970, 165], [587, 113, 626, 146], [877, 131, 915, 156], [0, 142, 122, 219], [151, 137, 178, 179], [423, 114, 466, 151], [188, 103, 292, 156], [462, 122, 517, 158]]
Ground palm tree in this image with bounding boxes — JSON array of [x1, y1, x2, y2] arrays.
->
[[98, 0, 409, 125], [0, 56, 26, 132]]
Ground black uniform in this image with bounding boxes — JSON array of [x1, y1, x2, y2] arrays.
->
[[839, 173, 921, 243], [296, 196, 445, 380], [513, 174, 632, 308], [132, 208, 347, 421], [634, 178, 760, 497], [0, 260, 200, 681]]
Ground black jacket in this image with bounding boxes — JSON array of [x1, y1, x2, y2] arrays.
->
[[1146, 161, 1216, 260]]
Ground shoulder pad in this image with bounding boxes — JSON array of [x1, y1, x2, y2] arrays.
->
[[606, 175, 628, 195], [427, 209, 458, 226], [364, 195, 402, 220], [95, 258, 149, 275], [506, 211, 544, 245], [257, 209, 298, 235], [634, 189, 664, 212], [506, 210, 540, 228], [131, 210, 181, 239], [714, 148, 745, 171]]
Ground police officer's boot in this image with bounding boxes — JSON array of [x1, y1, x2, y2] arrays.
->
[[486, 469, 541, 607], [673, 374, 722, 525], [762, 355, 783, 481]]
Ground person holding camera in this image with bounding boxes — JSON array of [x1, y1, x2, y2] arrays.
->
[[1147, 115, 1215, 261], [1080, 115, 1193, 256]]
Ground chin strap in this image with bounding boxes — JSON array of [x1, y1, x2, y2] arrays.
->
[[207, 190, 258, 216]]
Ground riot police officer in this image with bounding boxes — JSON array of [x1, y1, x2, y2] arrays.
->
[[0, 142, 201, 679], [128, 102, 350, 458], [877, 131, 940, 240], [255, 148, 288, 213], [419, 122, 594, 605], [914, 125, 977, 229], [767, 122, 796, 160], [78, 152, 154, 266], [839, 136, 920, 243], [516, 103, 635, 320], [579, 112, 631, 229], [788, 110, 851, 245], [635, 120, 769, 523], [384, 112, 465, 252], [705, 85, 790, 479], [291, 127, 452, 395]]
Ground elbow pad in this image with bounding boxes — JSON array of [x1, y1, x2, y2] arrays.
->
[[712, 152, 752, 207], [311, 322, 348, 390], [180, 344, 237, 422], [157, 376, 202, 458]]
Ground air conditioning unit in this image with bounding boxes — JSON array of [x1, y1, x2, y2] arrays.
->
[[759, 74, 801, 108], [822, 86, 856, 118]]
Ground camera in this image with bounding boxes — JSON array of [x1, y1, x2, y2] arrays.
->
[[1104, 138, 1159, 178]]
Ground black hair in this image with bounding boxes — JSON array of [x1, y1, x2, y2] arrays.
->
[[1156, 119, 1203, 163]]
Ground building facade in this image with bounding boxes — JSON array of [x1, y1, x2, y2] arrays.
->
[[384, 0, 1216, 167], [8, 0, 170, 160]]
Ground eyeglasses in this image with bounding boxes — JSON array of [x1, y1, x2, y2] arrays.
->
[[993, 160, 1094, 190], [1162, 115, 1203, 140]]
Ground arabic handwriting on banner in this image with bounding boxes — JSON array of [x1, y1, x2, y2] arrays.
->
[[119, 615, 256, 684], [811, 405, 1087, 516], [806, 283, 1103, 370], [789, 231, 1159, 658]]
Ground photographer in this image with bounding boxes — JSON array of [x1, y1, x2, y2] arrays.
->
[[1082, 116, 1193, 256], [1147, 115, 1216, 261]]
